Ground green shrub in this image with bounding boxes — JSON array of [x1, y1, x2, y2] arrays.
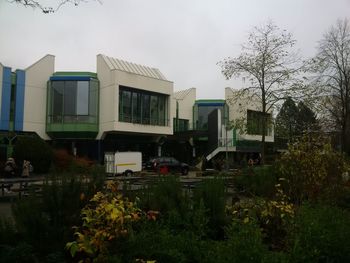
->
[[11, 172, 105, 258], [234, 165, 278, 198], [0, 243, 38, 263], [290, 204, 350, 262], [138, 176, 189, 216], [193, 177, 228, 239], [13, 135, 53, 174], [278, 135, 347, 205]]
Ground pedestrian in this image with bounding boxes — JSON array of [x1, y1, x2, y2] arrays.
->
[[22, 160, 30, 178], [4, 157, 16, 177]]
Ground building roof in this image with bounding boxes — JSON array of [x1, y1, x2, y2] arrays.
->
[[99, 54, 168, 81], [173, 88, 195, 100]]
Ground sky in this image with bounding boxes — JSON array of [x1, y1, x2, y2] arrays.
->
[[0, 0, 349, 99]]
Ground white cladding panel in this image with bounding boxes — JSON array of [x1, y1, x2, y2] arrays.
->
[[172, 88, 196, 125], [23, 55, 55, 140]]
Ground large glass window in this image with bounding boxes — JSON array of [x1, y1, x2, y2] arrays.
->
[[158, 96, 166, 126], [52, 81, 64, 122], [247, 110, 272, 136], [132, 92, 141, 123], [119, 86, 168, 126], [48, 80, 98, 124], [197, 105, 225, 130], [77, 81, 89, 115], [150, 95, 158, 125], [142, 94, 150, 124], [122, 90, 132, 122]]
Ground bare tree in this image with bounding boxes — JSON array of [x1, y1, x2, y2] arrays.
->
[[9, 0, 101, 13], [219, 21, 302, 163], [310, 18, 350, 154]]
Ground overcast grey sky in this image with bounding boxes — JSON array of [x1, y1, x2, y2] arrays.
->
[[0, 0, 349, 98]]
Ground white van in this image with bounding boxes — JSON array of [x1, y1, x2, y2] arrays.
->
[[104, 152, 142, 176]]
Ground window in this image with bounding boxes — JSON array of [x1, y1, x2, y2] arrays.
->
[[77, 81, 89, 115], [48, 80, 98, 124], [132, 92, 141, 123], [158, 96, 166, 126], [247, 110, 272, 136], [122, 90, 132, 122], [52, 81, 64, 122], [119, 86, 168, 126], [196, 105, 226, 130], [150, 95, 158, 125], [173, 118, 189, 132], [142, 94, 150, 124]]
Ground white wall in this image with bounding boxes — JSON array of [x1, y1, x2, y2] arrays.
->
[[97, 55, 174, 139], [171, 88, 196, 126], [23, 55, 55, 140], [225, 87, 274, 142]]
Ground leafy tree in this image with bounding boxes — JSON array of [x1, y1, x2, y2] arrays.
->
[[9, 0, 101, 13], [219, 21, 302, 163], [296, 101, 318, 135], [275, 97, 298, 141], [309, 18, 350, 154], [275, 98, 319, 141]]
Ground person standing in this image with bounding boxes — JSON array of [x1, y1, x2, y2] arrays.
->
[[22, 160, 30, 178]]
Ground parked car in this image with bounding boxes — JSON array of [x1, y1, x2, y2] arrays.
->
[[145, 157, 189, 175]]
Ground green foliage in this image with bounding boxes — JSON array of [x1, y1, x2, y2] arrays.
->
[[278, 135, 348, 205], [275, 98, 318, 141], [10, 172, 105, 259], [0, 243, 37, 263], [66, 182, 143, 261], [138, 176, 189, 217], [296, 101, 318, 135], [290, 204, 350, 262], [275, 97, 299, 139], [13, 135, 53, 174], [0, 218, 17, 246], [220, 219, 278, 263], [229, 181, 295, 251], [234, 165, 279, 198], [193, 177, 227, 239]]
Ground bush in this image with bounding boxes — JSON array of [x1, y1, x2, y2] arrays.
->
[[290, 204, 350, 262], [193, 177, 228, 239], [278, 135, 348, 205], [233, 165, 279, 198], [52, 149, 72, 172], [11, 172, 105, 259], [13, 135, 53, 174], [138, 176, 189, 217]]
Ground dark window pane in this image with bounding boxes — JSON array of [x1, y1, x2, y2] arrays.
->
[[150, 95, 158, 125], [122, 90, 132, 122], [158, 96, 165, 126], [132, 92, 141, 123], [64, 81, 77, 116], [142, 94, 150, 124], [52, 81, 64, 122], [77, 81, 89, 115]]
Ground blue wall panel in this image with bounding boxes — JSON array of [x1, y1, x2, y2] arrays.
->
[[0, 67, 12, 130], [15, 69, 25, 131]]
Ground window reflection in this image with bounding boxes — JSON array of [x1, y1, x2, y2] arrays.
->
[[48, 80, 98, 124], [119, 86, 168, 126]]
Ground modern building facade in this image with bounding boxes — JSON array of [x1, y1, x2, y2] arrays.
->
[[0, 54, 274, 165]]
